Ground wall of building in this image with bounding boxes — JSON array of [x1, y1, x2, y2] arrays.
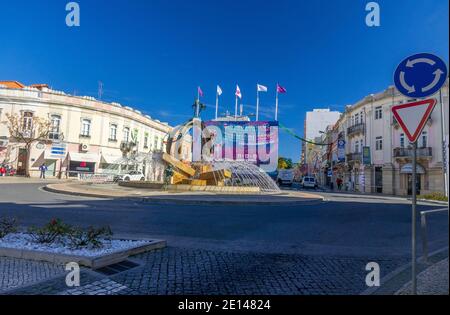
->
[[319, 79, 449, 196], [0, 86, 192, 179]]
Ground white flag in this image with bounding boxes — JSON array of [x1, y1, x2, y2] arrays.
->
[[217, 85, 223, 96], [235, 85, 242, 99], [257, 84, 268, 92]]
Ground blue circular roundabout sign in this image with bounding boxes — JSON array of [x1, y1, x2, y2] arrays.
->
[[394, 53, 448, 98]]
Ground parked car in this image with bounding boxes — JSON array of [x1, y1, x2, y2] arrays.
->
[[302, 176, 318, 189], [277, 169, 295, 186], [114, 171, 145, 182]]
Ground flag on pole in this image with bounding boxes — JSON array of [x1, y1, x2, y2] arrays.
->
[[235, 85, 242, 99], [275, 84, 286, 121], [217, 85, 223, 96], [198, 86, 204, 98], [257, 84, 268, 92], [277, 84, 287, 94]]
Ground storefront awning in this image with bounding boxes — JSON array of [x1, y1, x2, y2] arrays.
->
[[68, 152, 100, 163], [400, 163, 425, 174], [101, 154, 123, 164]]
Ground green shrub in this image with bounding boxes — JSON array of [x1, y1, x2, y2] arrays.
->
[[418, 192, 448, 202], [0, 217, 18, 238], [28, 218, 72, 244], [67, 225, 113, 249]]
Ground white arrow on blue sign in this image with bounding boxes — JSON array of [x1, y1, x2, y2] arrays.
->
[[394, 53, 448, 98]]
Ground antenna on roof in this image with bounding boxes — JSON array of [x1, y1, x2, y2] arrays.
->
[[98, 81, 103, 100]]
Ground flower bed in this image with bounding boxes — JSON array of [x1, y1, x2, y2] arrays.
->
[[0, 233, 152, 257], [0, 217, 166, 268]]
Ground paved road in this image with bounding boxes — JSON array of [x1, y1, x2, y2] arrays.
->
[[0, 183, 447, 257], [0, 182, 447, 295]]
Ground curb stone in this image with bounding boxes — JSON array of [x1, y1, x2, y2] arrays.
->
[[42, 184, 325, 205]]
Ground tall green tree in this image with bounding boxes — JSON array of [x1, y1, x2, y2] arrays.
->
[[278, 157, 293, 169]]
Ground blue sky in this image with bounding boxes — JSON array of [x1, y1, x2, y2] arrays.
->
[[0, 0, 448, 160]]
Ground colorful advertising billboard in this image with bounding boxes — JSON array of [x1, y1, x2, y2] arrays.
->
[[200, 121, 279, 172]]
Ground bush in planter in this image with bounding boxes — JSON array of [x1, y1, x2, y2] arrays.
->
[[28, 218, 72, 244], [67, 225, 113, 249], [418, 192, 448, 202], [0, 217, 18, 238]]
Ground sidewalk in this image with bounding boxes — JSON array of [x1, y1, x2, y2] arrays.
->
[[362, 248, 449, 295], [396, 258, 449, 295], [0, 177, 62, 184], [317, 186, 449, 205]]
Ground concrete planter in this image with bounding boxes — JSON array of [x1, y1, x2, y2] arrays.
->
[[0, 238, 166, 269]]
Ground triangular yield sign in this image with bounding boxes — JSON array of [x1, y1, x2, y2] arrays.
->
[[392, 99, 437, 143]]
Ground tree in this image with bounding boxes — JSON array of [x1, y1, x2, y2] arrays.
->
[[5, 113, 51, 177], [278, 157, 293, 170]]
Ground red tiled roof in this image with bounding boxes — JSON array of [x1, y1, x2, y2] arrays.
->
[[0, 81, 26, 89]]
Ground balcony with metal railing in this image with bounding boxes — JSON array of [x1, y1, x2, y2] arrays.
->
[[347, 123, 365, 137], [346, 152, 362, 163], [393, 147, 432, 159]]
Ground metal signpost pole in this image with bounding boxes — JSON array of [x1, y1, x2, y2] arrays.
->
[[439, 90, 448, 197], [393, 53, 447, 296], [411, 141, 417, 295]]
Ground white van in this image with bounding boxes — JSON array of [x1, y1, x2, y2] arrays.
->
[[277, 169, 295, 186], [302, 176, 318, 189]]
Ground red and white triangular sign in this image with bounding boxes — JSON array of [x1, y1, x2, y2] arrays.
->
[[392, 99, 437, 143]]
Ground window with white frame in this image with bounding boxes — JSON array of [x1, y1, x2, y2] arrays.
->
[[22, 112, 33, 131], [355, 141, 359, 153], [49, 115, 61, 140], [109, 124, 117, 141], [375, 106, 383, 120], [154, 135, 159, 151], [421, 131, 428, 148], [400, 133, 405, 148], [360, 112, 364, 123], [123, 127, 130, 143], [355, 113, 359, 125], [360, 139, 364, 151], [81, 119, 91, 137], [375, 136, 383, 151], [144, 132, 149, 148]]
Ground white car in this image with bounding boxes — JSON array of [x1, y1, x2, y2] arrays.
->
[[114, 171, 145, 182], [302, 176, 318, 189]]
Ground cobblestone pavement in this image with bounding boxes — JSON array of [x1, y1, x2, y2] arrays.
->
[[4, 247, 408, 295], [109, 248, 408, 295], [396, 258, 449, 295], [0, 257, 65, 293]]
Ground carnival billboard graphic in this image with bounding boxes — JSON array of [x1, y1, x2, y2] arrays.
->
[[198, 121, 279, 172]]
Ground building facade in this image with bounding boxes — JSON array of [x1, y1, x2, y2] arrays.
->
[[0, 82, 192, 180], [316, 80, 449, 196], [301, 108, 341, 172]]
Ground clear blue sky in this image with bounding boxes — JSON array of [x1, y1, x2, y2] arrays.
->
[[1, 0, 448, 160]]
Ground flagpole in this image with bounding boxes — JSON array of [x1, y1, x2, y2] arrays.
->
[[235, 95, 238, 120], [275, 85, 279, 121], [196, 87, 200, 117], [256, 89, 260, 121], [215, 90, 219, 120]]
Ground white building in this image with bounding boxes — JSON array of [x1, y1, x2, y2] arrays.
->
[[0, 81, 192, 180], [321, 79, 449, 196], [301, 109, 341, 169]]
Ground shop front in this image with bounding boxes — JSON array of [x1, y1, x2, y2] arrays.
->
[[67, 152, 100, 177], [400, 163, 425, 196]]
